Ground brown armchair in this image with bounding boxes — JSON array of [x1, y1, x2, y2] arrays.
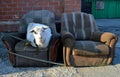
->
[[61, 12, 118, 66], [2, 10, 61, 67]]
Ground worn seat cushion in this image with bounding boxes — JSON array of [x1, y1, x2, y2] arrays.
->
[[72, 41, 110, 56], [15, 41, 49, 67], [15, 41, 48, 52]]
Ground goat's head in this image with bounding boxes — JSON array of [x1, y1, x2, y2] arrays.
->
[[31, 26, 48, 35], [30, 26, 49, 46]]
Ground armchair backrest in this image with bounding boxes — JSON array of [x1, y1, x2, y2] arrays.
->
[[19, 10, 57, 34], [61, 12, 99, 40]]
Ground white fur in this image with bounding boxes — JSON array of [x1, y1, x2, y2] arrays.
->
[[27, 23, 52, 48]]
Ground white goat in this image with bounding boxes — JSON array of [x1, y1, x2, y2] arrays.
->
[[27, 23, 52, 48]]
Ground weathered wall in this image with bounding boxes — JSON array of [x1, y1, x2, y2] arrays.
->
[[0, 0, 81, 32]]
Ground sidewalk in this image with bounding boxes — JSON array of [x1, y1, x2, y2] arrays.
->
[[96, 19, 120, 47], [96, 19, 120, 36], [0, 19, 120, 77]]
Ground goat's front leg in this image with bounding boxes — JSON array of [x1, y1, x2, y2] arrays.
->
[[36, 45, 40, 55]]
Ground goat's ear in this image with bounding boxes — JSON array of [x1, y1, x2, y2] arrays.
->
[[30, 30, 37, 34], [30, 30, 34, 33], [42, 26, 48, 30]]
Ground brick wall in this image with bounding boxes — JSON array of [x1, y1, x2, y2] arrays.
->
[[0, 0, 81, 32], [64, 0, 81, 12]]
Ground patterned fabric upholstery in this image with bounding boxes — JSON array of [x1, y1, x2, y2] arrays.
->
[[61, 12, 118, 66], [72, 41, 110, 56], [61, 12, 98, 40], [16, 10, 58, 52], [61, 12, 107, 55], [19, 10, 57, 34], [2, 10, 61, 67]]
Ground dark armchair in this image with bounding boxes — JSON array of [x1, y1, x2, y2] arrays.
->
[[2, 10, 60, 67], [61, 12, 118, 66]]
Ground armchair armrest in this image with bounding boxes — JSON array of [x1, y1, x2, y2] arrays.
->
[[60, 31, 75, 47], [48, 33, 61, 61], [49, 33, 60, 46], [93, 31, 118, 48], [100, 32, 118, 48], [2, 32, 26, 51]]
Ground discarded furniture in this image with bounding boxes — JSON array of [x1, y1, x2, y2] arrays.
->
[[2, 10, 61, 67], [61, 12, 118, 66]]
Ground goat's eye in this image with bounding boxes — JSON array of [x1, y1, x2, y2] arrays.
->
[[34, 32, 37, 34]]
